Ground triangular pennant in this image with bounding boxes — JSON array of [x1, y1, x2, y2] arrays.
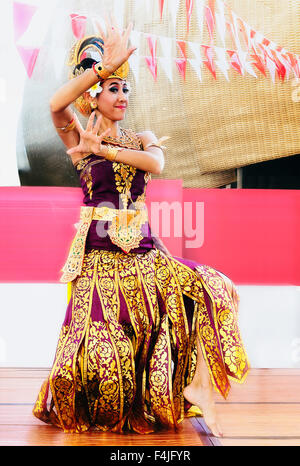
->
[[147, 35, 157, 60], [208, 0, 216, 19], [170, 0, 180, 31], [195, 0, 205, 41], [215, 0, 226, 47], [145, 57, 158, 81], [175, 59, 187, 80], [13, 1, 37, 42], [270, 49, 287, 81], [214, 45, 230, 81], [188, 41, 202, 61], [205, 5, 215, 44], [158, 0, 165, 19], [250, 47, 266, 77], [285, 52, 300, 79], [202, 45, 216, 79], [238, 17, 251, 49], [265, 56, 277, 83], [128, 54, 140, 83], [70, 14, 87, 39], [238, 50, 257, 78], [18, 3, 59, 48], [159, 35, 173, 58], [177, 40, 187, 59], [17, 45, 39, 78], [188, 58, 202, 81], [227, 50, 243, 75], [159, 57, 173, 82], [186, 0, 194, 34], [229, 10, 242, 51], [258, 44, 284, 81]]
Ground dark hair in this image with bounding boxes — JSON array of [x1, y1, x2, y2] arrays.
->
[[73, 57, 97, 75]]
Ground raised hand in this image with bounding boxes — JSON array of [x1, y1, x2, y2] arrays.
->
[[66, 112, 111, 157], [95, 14, 137, 73]]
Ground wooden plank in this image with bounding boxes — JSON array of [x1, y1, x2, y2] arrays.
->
[[0, 415, 204, 446], [217, 404, 300, 439], [220, 437, 300, 447], [1, 368, 300, 446]]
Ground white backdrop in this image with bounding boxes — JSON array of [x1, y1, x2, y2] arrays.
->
[[0, 283, 300, 368]]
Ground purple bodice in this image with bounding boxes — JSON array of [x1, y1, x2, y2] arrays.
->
[[75, 129, 154, 253]]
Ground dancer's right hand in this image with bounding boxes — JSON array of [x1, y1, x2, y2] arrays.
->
[[66, 112, 110, 158], [95, 15, 137, 73]]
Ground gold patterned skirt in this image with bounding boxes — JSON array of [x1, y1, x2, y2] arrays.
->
[[33, 248, 249, 433]]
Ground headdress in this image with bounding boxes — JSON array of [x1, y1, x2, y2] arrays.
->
[[68, 35, 130, 116]]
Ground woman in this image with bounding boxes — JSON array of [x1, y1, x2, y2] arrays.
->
[[33, 18, 249, 437]]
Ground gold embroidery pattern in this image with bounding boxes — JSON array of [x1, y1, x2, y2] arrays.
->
[[48, 252, 98, 432], [196, 265, 250, 386], [149, 314, 176, 426], [60, 206, 94, 284], [33, 248, 249, 433]]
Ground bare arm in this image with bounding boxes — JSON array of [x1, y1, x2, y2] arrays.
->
[[66, 114, 166, 175], [49, 19, 136, 163]]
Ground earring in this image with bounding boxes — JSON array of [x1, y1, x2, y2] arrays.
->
[[90, 101, 98, 110]]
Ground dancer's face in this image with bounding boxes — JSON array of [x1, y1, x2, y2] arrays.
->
[[96, 78, 130, 121]]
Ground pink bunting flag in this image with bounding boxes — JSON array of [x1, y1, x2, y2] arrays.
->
[[13, 1, 37, 42], [205, 5, 215, 43], [201, 45, 216, 79], [285, 52, 300, 78], [158, 0, 165, 19], [186, 0, 194, 33], [70, 14, 87, 39], [175, 59, 187, 80], [227, 50, 242, 75], [177, 40, 187, 59], [175, 41, 187, 80], [17, 45, 39, 78], [145, 36, 158, 81], [208, 0, 216, 18], [250, 47, 266, 77]]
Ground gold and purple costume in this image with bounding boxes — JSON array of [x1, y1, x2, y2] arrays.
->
[[33, 129, 249, 433]]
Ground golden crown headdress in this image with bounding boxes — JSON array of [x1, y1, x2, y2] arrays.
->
[[68, 35, 130, 116]]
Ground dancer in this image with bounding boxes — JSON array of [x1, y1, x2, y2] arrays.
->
[[33, 18, 249, 437]]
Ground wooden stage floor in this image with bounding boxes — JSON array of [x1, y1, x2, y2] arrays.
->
[[0, 368, 300, 447]]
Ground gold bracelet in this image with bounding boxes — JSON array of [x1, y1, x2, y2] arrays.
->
[[56, 117, 76, 133], [105, 146, 119, 162], [92, 62, 113, 81]]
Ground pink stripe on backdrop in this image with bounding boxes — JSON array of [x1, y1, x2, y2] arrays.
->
[[0, 186, 299, 284], [183, 188, 300, 285], [0, 182, 182, 283]]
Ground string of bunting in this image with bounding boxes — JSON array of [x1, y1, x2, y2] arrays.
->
[[13, 0, 300, 83]]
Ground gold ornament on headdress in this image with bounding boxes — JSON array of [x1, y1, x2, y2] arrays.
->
[[68, 35, 130, 116]]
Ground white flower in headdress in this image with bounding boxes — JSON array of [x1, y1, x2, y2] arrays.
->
[[88, 82, 103, 97]]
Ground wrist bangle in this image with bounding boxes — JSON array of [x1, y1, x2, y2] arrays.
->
[[105, 145, 119, 162], [92, 62, 112, 81], [56, 117, 76, 133]]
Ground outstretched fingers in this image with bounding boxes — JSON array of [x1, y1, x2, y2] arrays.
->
[[86, 111, 96, 132], [92, 113, 102, 134]]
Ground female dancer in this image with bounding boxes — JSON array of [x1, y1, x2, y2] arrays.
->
[[33, 19, 249, 437]]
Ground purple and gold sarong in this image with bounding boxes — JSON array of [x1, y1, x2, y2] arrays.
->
[[33, 133, 249, 433], [33, 248, 249, 433]]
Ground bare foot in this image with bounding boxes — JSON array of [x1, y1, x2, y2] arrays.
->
[[183, 384, 223, 438]]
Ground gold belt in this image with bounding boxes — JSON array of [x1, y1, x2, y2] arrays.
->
[[60, 205, 148, 283]]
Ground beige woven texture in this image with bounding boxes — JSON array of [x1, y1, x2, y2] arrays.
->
[[68, 0, 300, 187]]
